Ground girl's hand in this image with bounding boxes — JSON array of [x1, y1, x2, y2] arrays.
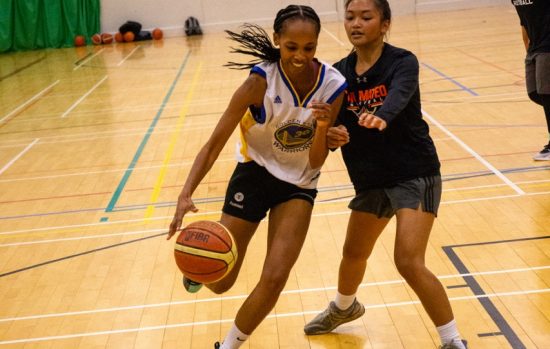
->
[[310, 101, 332, 128], [358, 113, 387, 131], [167, 194, 199, 240], [327, 125, 349, 148]]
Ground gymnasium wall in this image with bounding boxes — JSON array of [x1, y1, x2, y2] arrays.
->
[[415, 0, 511, 13], [100, 0, 512, 37]]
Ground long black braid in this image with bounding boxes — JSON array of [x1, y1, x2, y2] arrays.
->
[[224, 5, 321, 70]]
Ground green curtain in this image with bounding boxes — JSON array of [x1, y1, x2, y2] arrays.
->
[[0, 0, 100, 53]]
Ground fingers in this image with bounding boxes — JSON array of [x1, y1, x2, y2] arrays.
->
[[167, 199, 199, 240], [358, 113, 387, 131], [167, 218, 181, 240], [309, 101, 332, 126], [327, 125, 350, 148], [328, 124, 349, 137]]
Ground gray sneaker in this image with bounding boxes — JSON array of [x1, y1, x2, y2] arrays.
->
[[439, 339, 468, 349], [304, 299, 365, 335]]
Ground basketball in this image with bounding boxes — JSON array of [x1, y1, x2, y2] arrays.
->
[[74, 35, 85, 47], [114, 32, 124, 43], [91, 33, 102, 45], [174, 220, 237, 284], [123, 31, 135, 42], [101, 33, 113, 44], [152, 28, 163, 40]]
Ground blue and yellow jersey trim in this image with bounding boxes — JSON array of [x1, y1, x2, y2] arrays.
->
[[277, 60, 324, 107]]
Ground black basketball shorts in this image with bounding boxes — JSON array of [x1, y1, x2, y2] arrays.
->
[[222, 161, 318, 222]]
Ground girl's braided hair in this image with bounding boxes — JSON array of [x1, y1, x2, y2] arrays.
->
[[224, 4, 321, 70]]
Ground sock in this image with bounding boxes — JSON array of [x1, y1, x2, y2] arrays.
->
[[437, 319, 465, 348], [219, 323, 249, 349], [334, 291, 356, 311]]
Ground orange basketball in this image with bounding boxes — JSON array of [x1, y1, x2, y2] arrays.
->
[[91, 33, 102, 45], [174, 220, 237, 284], [152, 28, 163, 40], [74, 35, 85, 47], [101, 33, 113, 44], [114, 32, 124, 43], [123, 31, 135, 42]]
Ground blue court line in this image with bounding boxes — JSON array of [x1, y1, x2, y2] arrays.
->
[[421, 62, 479, 96], [104, 51, 191, 213], [443, 235, 550, 349]]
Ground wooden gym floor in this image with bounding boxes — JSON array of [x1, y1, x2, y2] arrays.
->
[[0, 5, 548, 349]]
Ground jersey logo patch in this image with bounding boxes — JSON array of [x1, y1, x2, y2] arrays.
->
[[274, 95, 282, 104], [273, 121, 314, 151]]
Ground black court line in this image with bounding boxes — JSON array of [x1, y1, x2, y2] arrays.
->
[[446, 284, 469, 289], [0, 232, 167, 278], [443, 235, 550, 349], [478, 332, 504, 338], [0, 55, 46, 81]]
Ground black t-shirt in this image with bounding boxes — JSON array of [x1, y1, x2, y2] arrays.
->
[[512, 0, 550, 53], [333, 44, 440, 191]]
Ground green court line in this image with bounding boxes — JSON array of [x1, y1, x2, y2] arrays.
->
[[104, 51, 191, 213]]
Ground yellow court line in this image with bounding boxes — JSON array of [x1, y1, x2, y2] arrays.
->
[[145, 62, 203, 219]]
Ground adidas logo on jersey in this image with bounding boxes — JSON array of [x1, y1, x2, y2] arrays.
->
[[274, 95, 282, 104]]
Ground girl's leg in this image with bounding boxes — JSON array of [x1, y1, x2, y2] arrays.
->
[[232, 199, 313, 334], [206, 213, 259, 294], [338, 210, 389, 295], [394, 207, 466, 348], [304, 211, 389, 335], [393, 207, 453, 326]]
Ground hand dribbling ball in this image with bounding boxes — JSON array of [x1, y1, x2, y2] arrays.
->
[[174, 220, 237, 284]]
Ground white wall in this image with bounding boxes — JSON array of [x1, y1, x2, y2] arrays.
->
[[101, 0, 340, 37], [414, 0, 510, 13], [100, 0, 511, 36]]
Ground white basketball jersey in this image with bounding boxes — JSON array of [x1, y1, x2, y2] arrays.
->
[[236, 60, 347, 189]]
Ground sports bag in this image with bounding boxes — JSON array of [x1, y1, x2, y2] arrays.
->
[[119, 21, 142, 36], [185, 17, 203, 36]]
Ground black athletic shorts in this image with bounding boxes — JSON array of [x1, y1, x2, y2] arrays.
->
[[222, 161, 318, 222]]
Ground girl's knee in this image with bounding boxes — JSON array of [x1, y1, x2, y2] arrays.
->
[[342, 244, 370, 261], [207, 273, 239, 294], [394, 256, 424, 279], [258, 272, 288, 295]]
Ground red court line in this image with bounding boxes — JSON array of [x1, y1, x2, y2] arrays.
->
[[455, 47, 524, 79]]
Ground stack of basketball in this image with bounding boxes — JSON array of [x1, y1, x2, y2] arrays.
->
[[91, 33, 114, 45], [74, 27, 164, 47]]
